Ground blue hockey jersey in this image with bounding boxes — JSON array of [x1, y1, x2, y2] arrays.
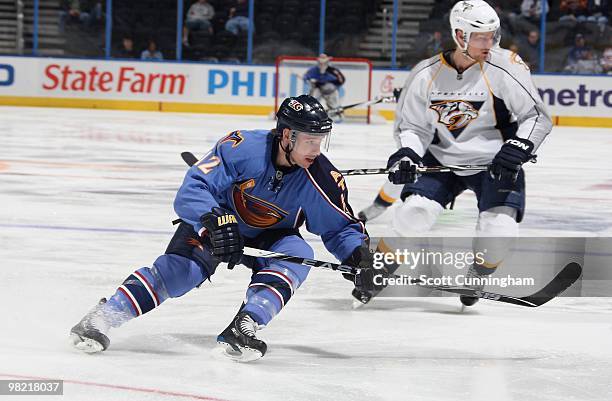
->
[[174, 129, 367, 262]]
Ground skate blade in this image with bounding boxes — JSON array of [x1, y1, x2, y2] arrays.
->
[[70, 333, 104, 354], [214, 341, 263, 363], [352, 299, 367, 309]]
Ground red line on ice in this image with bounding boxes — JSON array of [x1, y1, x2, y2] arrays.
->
[[0, 373, 230, 401]]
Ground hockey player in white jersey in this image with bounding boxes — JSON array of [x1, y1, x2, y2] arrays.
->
[[356, 0, 552, 306]]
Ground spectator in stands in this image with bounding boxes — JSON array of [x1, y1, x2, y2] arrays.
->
[[494, 5, 515, 40], [567, 33, 592, 63], [559, 0, 588, 21], [83, 0, 103, 27], [117, 36, 137, 59], [510, 1, 548, 35], [141, 39, 164, 61], [601, 47, 612, 75], [564, 33, 602, 73], [520, 0, 547, 23], [59, 0, 90, 32], [225, 0, 250, 36], [183, 0, 215, 47], [426, 31, 444, 57], [520, 30, 541, 70], [586, 0, 609, 28]]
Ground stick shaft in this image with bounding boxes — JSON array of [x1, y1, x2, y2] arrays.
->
[[339, 165, 489, 176]]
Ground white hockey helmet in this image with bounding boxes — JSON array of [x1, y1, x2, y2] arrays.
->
[[450, 1, 501, 51]]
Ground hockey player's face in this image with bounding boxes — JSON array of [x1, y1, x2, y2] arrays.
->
[[291, 132, 326, 168], [467, 31, 496, 60]]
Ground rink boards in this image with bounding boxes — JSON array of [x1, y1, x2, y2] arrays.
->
[[0, 56, 610, 127]]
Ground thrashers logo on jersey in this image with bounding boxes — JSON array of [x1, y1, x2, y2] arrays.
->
[[219, 130, 244, 148], [232, 183, 289, 228], [429, 100, 483, 137]]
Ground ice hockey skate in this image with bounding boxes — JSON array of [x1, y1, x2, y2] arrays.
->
[[357, 201, 389, 222], [216, 312, 267, 362], [69, 298, 111, 353]]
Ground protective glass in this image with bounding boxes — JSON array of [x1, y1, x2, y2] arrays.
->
[[293, 131, 331, 152]]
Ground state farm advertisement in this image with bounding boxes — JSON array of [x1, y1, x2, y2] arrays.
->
[[43, 63, 187, 95], [0, 56, 274, 105], [1, 57, 198, 101]]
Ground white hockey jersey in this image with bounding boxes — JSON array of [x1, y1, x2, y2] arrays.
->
[[394, 48, 552, 174]]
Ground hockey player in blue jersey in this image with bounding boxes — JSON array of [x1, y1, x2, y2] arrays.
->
[[70, 95, 374, 362], [304, 54, 346, 119]]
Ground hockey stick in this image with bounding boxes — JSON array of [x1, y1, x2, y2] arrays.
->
[[181, 151, 488, 176], [327, 95, 395, 116], [340, 165, 489, 176], [244, 247, 360, 275], [244, 247, 582, 308]]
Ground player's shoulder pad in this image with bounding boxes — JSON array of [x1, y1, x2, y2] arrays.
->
[[306, 154, 358, 220], [403, 54, 442, 90], [411, 54, 443, 77], [487, 47, 532, 78], [216, 129, 268, 152], [213, 129, 270, 169]]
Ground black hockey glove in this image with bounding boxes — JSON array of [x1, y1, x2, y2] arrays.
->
[[200, 207, 244, 270], [392, 87, 402, 102], [387, 147, 423, 185], [342, 243, 387, 293], [489, 138, 536, 182]]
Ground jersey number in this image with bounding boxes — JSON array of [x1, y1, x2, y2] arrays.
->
[[196, 155, 221, 174]]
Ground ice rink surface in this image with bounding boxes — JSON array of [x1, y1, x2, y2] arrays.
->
[[1, 107, 611, 401]]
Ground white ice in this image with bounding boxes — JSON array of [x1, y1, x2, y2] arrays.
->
[[1, 107, 611, 401]]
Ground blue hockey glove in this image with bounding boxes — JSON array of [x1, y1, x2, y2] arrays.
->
[[387, 147, 422, 185], [489, 138, 536, 182], [200, 207, 244, 270]]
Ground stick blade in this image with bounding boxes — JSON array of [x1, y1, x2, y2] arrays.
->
[[181, 151, 198, 167], [520, 262, 583, 307]]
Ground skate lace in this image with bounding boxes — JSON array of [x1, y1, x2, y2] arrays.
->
[[239, 315, 257, 338], [464, 266, 485, 291], [83, 299, 111, 334], [466, 267, 480, 280]]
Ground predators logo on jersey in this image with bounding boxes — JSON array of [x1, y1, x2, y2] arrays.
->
[[429, 100, 482, 136]]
